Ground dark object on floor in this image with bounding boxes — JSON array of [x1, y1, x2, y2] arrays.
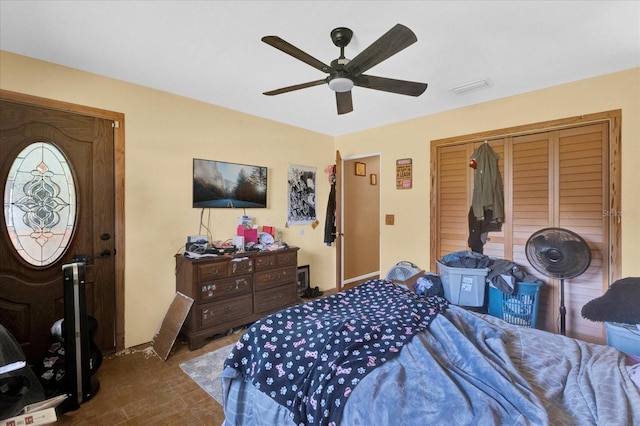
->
[[0, 324, 47, 419], [36, 316, 103, 397], [581, 277, 640, 324], [303, 286, 324, 298]]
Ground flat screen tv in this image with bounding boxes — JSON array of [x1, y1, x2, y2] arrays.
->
[[193, 158, 267, 208]]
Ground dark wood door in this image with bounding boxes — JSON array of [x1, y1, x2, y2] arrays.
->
[[0, 100, 116, 363]]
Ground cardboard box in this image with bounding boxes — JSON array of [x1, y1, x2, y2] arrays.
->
[[2, 407, 57, 426], [390, 270, 425, 292]]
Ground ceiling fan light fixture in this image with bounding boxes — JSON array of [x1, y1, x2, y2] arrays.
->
[[262, 24, 427, 114], [328, 76, 354, 92]]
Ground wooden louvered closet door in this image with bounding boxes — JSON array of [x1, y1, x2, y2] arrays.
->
[[555, 124, 609, 341], [431, 120, 612, 344], [434, 144, 472, 256]]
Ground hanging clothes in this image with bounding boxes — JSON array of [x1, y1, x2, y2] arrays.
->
[[468, 206, 503, 253], [468, 143, 504, 253], [323, 166, 336, 246]]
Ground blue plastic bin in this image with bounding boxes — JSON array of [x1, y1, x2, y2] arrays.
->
[[488, 281, 542, 328], [605, 322, 640, 355]]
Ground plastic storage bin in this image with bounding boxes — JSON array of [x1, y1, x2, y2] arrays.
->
[[488, 281, 542, 328], [436, 261, 489, 307], [605, 322, 640, 356]]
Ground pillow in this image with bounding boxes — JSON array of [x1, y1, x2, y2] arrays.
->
[[581, 277, 640, 324]]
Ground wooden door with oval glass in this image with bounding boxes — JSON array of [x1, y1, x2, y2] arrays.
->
[[0, 99, 116, 364]]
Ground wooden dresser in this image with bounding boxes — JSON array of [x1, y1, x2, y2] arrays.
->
[[175, 247, 299, 350]]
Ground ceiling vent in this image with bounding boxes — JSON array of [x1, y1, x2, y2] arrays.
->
[[450, 79, 490, 95]]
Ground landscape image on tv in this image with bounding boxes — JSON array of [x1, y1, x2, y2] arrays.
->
[[193, 159, 267, 208]]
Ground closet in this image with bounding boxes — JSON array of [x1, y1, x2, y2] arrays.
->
[[430, 111, 621, 344]]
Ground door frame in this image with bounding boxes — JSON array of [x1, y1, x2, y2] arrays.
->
[[1, 89, 126, 352], [338, 152, 381, 290]]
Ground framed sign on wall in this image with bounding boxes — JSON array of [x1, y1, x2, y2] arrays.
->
[[396, 158, 412, 189]]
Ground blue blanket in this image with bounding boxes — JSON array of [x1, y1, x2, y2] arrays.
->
[[223, 279, 448, 426], [223, 305, 640, 425]]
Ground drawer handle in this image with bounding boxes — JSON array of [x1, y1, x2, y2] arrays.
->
[[232, 262, 252, 273], [274, 294, 282, 300], [223, 306, 232, 314], [202, 284, 217, 295]]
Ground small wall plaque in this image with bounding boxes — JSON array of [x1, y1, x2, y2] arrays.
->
[[396, 158, 412, 189]]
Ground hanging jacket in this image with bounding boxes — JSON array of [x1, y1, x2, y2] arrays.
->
[[471, 143, 504, 222], [323, 183, 336, 245]]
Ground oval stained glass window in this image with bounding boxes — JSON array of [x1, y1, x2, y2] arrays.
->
[[4, 142, 76, 266]]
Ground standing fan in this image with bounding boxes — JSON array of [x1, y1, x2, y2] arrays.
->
[[386, 261, 421, 282], [525, 228, 591, 335]]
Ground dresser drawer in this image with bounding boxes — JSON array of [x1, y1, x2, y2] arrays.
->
[[200, 275, 252, 302], [230, 257, 253, 276], [197, 261, 228, 282], [254, 266, 296, 291], [277, 251, 297, 267], [176, 247, 298, 351], [254, 284, 298, 315], [199, 294, 253, 328], [254, 254, 277, 271]]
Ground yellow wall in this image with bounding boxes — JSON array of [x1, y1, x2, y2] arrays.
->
[[2, 50, 638, 348], [0, 51, 335, 347], [336, 68, 640, 279]]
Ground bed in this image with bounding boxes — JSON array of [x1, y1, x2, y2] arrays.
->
[[220, 279, 640, 426]]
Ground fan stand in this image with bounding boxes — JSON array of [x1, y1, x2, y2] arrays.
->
[[559, 278, 567, 336]]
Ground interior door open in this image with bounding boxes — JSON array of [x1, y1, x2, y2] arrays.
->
[[339, 154, 381, 289]]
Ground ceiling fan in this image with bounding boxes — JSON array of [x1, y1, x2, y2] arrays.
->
[[261, 24, 428, 115]]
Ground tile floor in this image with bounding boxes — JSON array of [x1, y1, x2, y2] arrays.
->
[[56, 332, 239, 425]]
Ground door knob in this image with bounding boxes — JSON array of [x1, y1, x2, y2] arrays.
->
[[100, 249, 111, 258], [100, 233, 111, 241]]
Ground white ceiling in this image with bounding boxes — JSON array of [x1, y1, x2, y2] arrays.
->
[[1, 1, 639, 136]]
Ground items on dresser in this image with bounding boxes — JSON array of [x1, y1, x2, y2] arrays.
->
[[175, 247, 299, 350]]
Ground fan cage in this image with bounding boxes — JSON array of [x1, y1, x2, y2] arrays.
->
[[385, 261, 421, 282], [525, 227, 591, 279]]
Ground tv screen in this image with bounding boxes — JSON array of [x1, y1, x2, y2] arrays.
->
[[193, 159, 267, 208]]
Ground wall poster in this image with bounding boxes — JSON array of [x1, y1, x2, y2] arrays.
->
[[396, 158, 412, 189], [287, 164, 317, 225]]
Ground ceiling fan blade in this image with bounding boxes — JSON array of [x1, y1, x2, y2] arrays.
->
[[264, 79, 327, 96], [262, 36, 332, 74], [353, 74, 428, 96], [336, 91, 353, 115], [344, 24, 417, 76]]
